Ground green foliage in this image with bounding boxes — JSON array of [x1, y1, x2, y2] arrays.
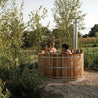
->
[[53, 0, 85, 47], [0, 0, 25, 80], [22, 31, 33, 48], [82, 34, 88, 38], [0, 79, 11, 98], [28, 6, 48, 52], [0, 0, 8, 8], [0, 66, 10, 81], [6, 63, 46, 98], [84, 51, 95, 67], [0, 50, 31, 80], [95, 32, 98, 37], [84, 47, 98, 71], [22, 27, 54, 50], [0, 1, 46, 97], [89, 24, 98, 37]]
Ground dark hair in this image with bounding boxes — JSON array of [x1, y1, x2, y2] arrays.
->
[[62, 44, 69, 49], [42, 44, 47, 50]]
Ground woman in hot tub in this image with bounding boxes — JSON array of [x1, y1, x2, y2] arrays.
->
[[49, 42, 57, 53]]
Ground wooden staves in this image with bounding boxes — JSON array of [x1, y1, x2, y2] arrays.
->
[[38, 51, 84, 81]]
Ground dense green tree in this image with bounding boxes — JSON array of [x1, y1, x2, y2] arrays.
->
[[53, 0, 85, 48], [95, 32, 98, 37], [89, 24, 98, 37], [82, 34, 88, 38], [0, 0, 25, 80], [23, 27, 51, 49]]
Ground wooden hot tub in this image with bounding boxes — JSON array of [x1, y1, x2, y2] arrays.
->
[[38, 50, 84, 81]]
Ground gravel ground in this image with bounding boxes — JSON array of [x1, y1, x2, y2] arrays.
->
[[43, 71, 98, 98]]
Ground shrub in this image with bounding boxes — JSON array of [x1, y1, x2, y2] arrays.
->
[[0, 79, 11, 98], [84, 49, 95, 67], [0, 50, 31, 81], [0, 66, 10, 81], [6, 63, 46, 98], [84, 48, 98, 71], [84, 53, 94, 67], [92, 56, 98, 71], [92, 44, 97, 47]]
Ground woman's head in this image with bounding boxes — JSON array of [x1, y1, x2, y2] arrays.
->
[[50, 42, 55, 47]]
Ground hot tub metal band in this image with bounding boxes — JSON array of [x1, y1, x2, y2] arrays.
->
[[47, 75, 83, 79], [39, 65, 83, 69], [39, 55, 83, 59]]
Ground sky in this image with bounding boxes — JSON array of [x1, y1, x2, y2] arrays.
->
[[16, 0, 98, 35]]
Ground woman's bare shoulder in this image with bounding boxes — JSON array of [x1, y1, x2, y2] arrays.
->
[[67, 49, 72, 54]]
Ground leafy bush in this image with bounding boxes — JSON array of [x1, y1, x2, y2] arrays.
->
[[92, 44, 97, 47], [0, 50, 31, 81], [0, 66, 10, 81], [6, 63, 46, 98], [92, 55, 98, 71], [0, 79, 11, 98], [84, 53, 95, 67], [84, 48, 98, 71]]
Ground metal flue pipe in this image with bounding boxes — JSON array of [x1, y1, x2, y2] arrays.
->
[[73, 18, 78, 49]]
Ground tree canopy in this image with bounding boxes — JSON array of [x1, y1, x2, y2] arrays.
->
[[89, 24, 98, 37], [53, 0, 85, 48]]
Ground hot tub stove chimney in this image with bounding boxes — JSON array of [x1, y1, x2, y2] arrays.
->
[[73, 18, 78, 49]]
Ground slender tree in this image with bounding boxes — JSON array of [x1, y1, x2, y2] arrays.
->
[[53, 0, 85, 48]]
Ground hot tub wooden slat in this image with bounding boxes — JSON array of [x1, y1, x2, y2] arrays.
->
[[55, 55, 59, 77], [53, 54, 56, 76], [45, 54, 50, 76], [80, 53, 84, 76], [72, 54, 78, 79], [50, 54, 54, 76], [70, 55, 73, 79], [62, 54, 67, 78], [55, 54, 62, 77], [67, 55, 72, 78], [48, 54, 51, 76]]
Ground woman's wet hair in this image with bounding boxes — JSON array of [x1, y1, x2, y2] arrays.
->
[[62, 44, 69, 49]]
